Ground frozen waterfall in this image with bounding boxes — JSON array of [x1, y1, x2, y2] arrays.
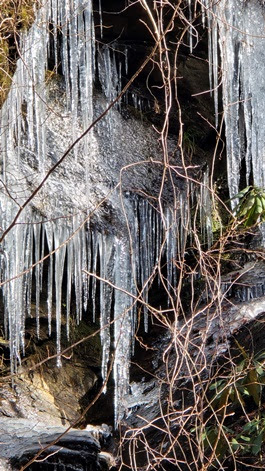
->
[[0, 0, 197, 424]]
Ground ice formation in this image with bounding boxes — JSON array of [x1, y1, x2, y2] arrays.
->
[[204, 0, 265, 201], [0, 0, 199, 424]]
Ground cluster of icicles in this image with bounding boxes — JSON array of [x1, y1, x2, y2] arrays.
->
[[0, 0, 200, 425], [201, 0, 265, 202], [0, 0, 217, 424], [2, 0, 262, 425]]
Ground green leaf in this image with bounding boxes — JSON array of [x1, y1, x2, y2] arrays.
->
[[245, 369, 260, 406], [231, 438, 241, 452], [243, 420, 259, 433], [209, 379, 225, 391], [255, 197, 263, 214], [231, 186, 252, 200], [234, 340, 249, 360], [256, 351, 265, 361], [217, 387, 231, 408], [252, 432, 263, 455], [203, 427, 218, 450], [216, 438, 229, 458], [244, 203, 258, 227], [240, 196, 255, 215], [256, 366, 264, 376], [237, 360, 247, 372], [240, 435, 251, 442]]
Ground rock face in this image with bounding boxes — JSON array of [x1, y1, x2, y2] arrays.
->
[[0, 418, 113, 470], [0, 327, 101, 426]]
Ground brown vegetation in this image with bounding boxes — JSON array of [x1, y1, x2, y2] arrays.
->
[[0, 0, 38, 105]]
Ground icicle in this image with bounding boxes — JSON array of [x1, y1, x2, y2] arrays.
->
[[54, 222, 67, 367], [69, 0, 79, 159], [51, 0, 58, 72], [212, 11, 219, 127], [132, 93, 138, 110], [60, 0, 71, 110], [21, 217, 32, 355], [81, 228, 88, 312], [188, 0, 193, 53], [98, 0, 103, 38], [3, 217, 29, 373], [26, 224, 33, 321], [118, 60, 123, 111], [123, 195, 139, 352], [201, 0, 219, 125], [79, 0, 94, 129], [73, 217, 82, 323], [83, 227, 91, 311], [45, 222, 54, 337], [66, 239, 73, 340], [138, 199, 149, 332], [125, 46, 128, 76], [99, 234, 115, 387], [204, 0, 213, 98], [40, 224, 45, 289], [113, 239, 132, 426], [202, 0, 265, 207], [201, 2, 206, 29], [165, 206, 178, 297], [91, 232, 98, 323], [33, 222, 41, 338], [179, 190, 190, 256], [199, 170, 213, 248], [97, 44, 120, 141]]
